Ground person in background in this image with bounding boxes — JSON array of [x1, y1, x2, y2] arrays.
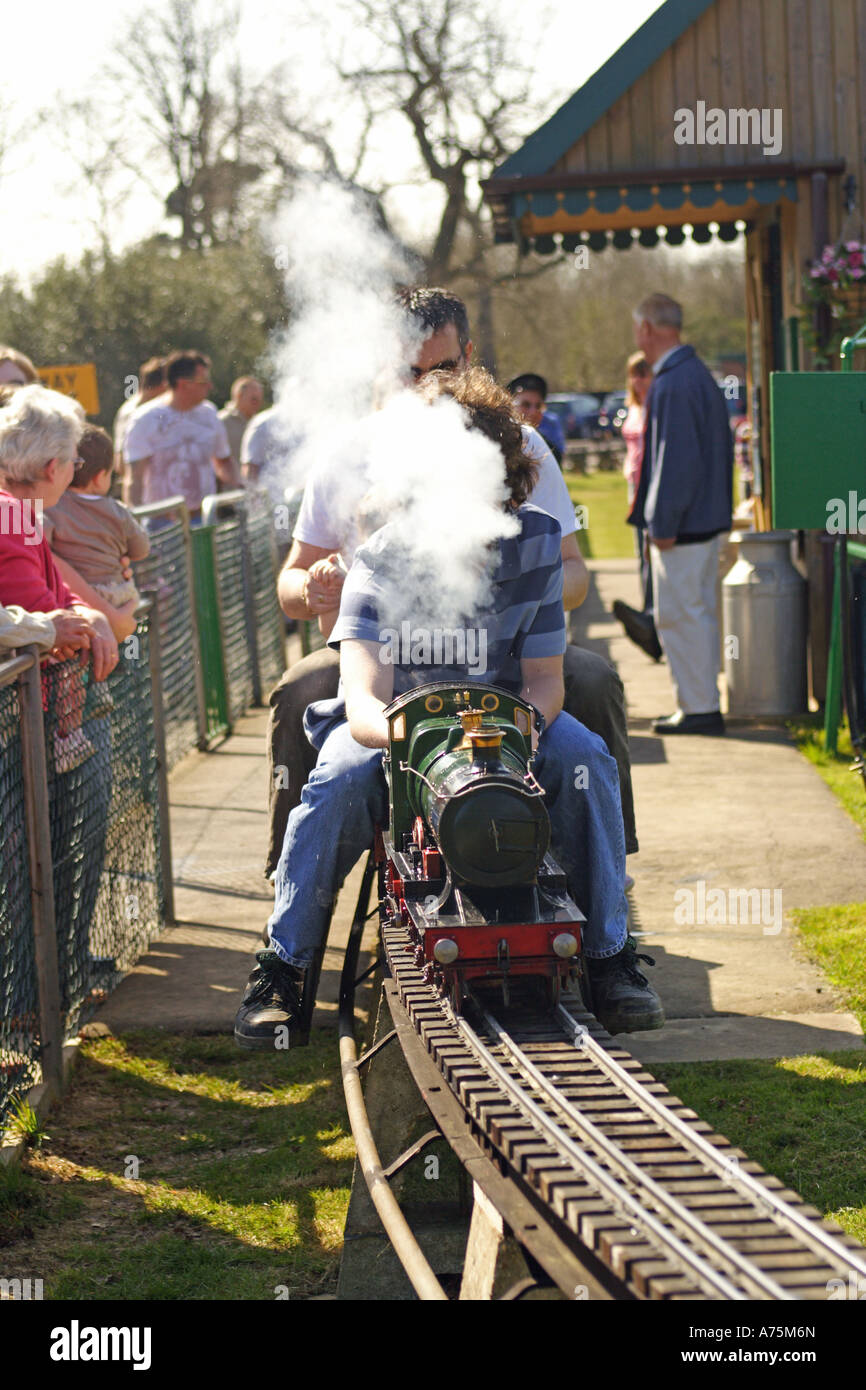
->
[[508, 373, 566, 466], [0, 345, 38, 386], [123, 350, 234, 517], [622, 293, 733, 735], [612, 352, 658, 656], [219, 377, 264, 484], [113, 357, 167, 477], [241, 403, 303, 565]]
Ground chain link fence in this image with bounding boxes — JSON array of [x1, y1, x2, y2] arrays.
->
[[133, 508, 202, 771], [1, 490, 287, 1133], [0, 670, 38, 1122]]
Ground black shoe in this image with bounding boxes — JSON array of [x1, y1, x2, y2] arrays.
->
[[612, 600, 663, 661], [652, 710, 725, 736], [583, 937, 665, 1035], [234, 950, 304, 1051]]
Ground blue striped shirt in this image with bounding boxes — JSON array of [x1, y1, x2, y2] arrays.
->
[[339, 502, 563, 680]]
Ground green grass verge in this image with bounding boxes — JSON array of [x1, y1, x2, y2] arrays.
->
[[0, 1030, 353, 1300], [565, 468, 633, 560], [792, 902, 866, 1033], [788, 716, 866, 843], [652, 1052, 866, 1245]]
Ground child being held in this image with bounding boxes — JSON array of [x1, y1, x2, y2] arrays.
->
[[44, 425, 151, 750], [44, 424, 150, 609]]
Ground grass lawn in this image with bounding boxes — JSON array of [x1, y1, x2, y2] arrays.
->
[[565, 468, 633, 560], [0, 1030, 353, 1300], [788, 716, 866, 843], [652, 1052, 866, 1245]]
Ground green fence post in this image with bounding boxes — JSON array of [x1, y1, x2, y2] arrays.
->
[[824, 542, 843, 754], [190, 525, 230, 740]]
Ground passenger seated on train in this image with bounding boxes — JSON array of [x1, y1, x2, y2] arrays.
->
[[234, 369, 664, 1049], [264, 287, 638, 882]]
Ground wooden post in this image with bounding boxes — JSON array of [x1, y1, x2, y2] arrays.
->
[[18, 649, 63, 1089]]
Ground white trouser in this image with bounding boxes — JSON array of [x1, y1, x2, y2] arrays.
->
[[650, 534, 722, 714]]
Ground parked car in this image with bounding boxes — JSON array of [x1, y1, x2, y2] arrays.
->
[[545, 392, 603, 439], [598, 390, 628, 436]]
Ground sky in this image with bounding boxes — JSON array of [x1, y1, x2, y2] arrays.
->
[[0, 0, 665, 280]]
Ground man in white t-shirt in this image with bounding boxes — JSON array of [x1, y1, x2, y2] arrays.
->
[[112, 357, 167, 476], [263, 288, 637, 877], [123, 350, 234, 517]]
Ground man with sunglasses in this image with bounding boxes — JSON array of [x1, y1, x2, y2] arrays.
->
[[264, 287, 639, 884]]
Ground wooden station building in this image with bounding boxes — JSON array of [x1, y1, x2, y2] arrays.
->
[[483, 0, 866, 530]]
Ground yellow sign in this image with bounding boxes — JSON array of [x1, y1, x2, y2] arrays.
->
[[36, 364, 100, 416]]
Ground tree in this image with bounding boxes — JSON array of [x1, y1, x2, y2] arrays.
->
[[311, 0, 561, 369]]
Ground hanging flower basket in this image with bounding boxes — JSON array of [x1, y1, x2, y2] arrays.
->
[[801, 239, 866, 365]]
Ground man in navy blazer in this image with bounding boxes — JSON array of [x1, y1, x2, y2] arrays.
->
[[618, 293, 732, 735]]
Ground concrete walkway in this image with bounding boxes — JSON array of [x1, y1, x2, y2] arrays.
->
[[97, 562, 866, 1064], [96, 709, 375, 1036], [573, 559, 866, 1063]]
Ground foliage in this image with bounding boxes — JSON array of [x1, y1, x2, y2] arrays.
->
[[800, 241, 866, 368], [3, 1095, 50, 1149], [0, 235, 289, 429]]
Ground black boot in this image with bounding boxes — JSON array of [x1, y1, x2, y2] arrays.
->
[[234, 950, 304, 1051], [612, 600, 663, 662], [584, 937, 665, 1035]]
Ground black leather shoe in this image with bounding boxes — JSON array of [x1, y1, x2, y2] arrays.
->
[[583, 937, 664, 1035], [652, 710, 725, 736], [612, 600, 663, 661], [234, 950, 304, 1050]]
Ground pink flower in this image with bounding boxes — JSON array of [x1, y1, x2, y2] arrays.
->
[[845, 240, 862, 253], [810, 266, 823, 278], [847, 250, 863, 268], [821, 246, 835, 263], [827, 268, 839, 283], [851, 267, 865, 280]]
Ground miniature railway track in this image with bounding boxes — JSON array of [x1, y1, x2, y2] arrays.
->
[[340, 858, 866, 1301]]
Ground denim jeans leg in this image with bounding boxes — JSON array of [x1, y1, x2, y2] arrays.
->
[[267, 720, 387, 969], [533, 711, 627, 959]]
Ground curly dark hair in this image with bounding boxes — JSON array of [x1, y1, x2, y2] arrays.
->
[[418, 366, 537, 506], [394, 286, 471, 353]]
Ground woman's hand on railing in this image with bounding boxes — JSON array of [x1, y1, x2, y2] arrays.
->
[[74, 608, 120, 682], [44, 609, 92, 661]]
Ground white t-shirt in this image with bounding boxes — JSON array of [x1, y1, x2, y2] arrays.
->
[[293, 423, 576, 564], [125, 400, 230, 512], [113, 395, 138, 455]]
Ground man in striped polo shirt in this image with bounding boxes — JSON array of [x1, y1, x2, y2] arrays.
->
[[235, 369, 663, 1048]]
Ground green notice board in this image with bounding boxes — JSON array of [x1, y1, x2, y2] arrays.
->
[[771, 372, 866, 529]]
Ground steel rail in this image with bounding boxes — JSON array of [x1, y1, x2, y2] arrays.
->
[[338, 853, 448, 1302], [450, 1005, 750, 1301], [476, 1004, 793, 1301], [556, 1003, 866, 1280]]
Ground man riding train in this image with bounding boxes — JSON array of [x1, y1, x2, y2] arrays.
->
[[234, 352, 664, 1046]]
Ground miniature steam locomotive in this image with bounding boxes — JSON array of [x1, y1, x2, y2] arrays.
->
[[380, 681, 584, 1009]]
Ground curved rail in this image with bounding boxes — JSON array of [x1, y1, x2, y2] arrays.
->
[[337, 852, 448, 1301]]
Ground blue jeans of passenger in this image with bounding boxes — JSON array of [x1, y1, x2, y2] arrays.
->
[[267, 711, 627, 969]]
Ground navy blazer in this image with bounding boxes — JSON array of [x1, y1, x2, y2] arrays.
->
[[628, 344, 733, 541]]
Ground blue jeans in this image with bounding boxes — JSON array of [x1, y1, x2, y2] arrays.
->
[[267, 711, 627, 968]]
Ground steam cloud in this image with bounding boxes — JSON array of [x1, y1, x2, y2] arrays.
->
[[266, 180, 519, 631]]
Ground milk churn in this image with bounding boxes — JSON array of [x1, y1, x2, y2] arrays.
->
[[722, 531, 807, 717]]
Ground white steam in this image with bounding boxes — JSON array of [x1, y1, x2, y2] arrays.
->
[[266, 180, 519, 628]]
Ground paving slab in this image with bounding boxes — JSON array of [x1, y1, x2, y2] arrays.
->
[[573, 558, 866, 1061]]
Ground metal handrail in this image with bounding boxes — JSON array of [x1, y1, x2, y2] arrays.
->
[[0, 650, 37, 690]]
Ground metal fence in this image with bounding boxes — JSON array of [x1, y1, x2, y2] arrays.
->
[[0, 604, 170, 1126], [1, 491, 287, 1132]]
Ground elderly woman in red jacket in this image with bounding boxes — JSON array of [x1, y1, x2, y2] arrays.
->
[[0, 384, 119, 678], [0, 384, 120, 1020]]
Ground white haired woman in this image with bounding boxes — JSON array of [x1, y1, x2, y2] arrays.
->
[[0, 384, 118, 1018]]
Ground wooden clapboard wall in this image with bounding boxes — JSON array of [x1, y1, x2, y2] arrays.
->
[[553, 0, 866, 214]]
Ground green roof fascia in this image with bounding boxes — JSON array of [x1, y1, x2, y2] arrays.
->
[[493, 0, 718, 180]]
